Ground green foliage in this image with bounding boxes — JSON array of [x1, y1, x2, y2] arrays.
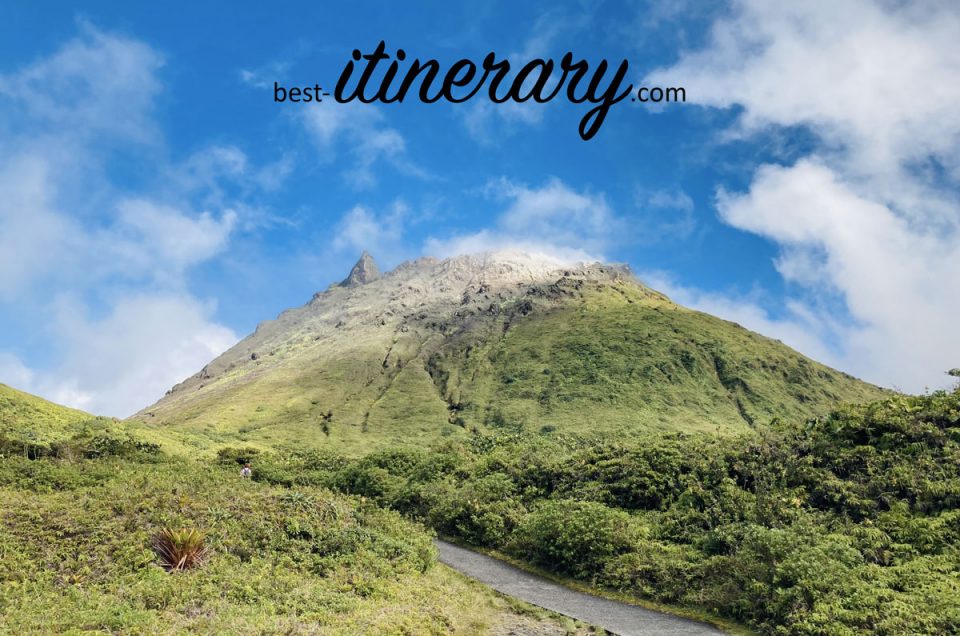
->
[[152, 528, 210, 572], [513, 500, 635, 579], [0, 451, 533, 633], [306, 388, 960, 635], [215, 446, 261, 465], [0, 383, 93, 438]]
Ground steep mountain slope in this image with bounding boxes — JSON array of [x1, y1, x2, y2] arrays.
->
[[130, 252, 887, 454], [0, 383, 97, 444]]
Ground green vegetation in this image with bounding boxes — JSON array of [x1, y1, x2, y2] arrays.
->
[[130, 282, 886, 456], [0, 383, 108, 445], [250, 387, 960, 635], [0, 435, 564, 634], [152, 528, 210, 572], [428, 287, 886, 437], [2, 261, 947, 634], [2, 366, 954, 633]]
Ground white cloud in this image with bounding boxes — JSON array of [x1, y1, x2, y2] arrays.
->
[[646, 1, 960, 186], [427, 231, 598, 265], [0, 353, 36, 392], [332, 201, 410, 265], [0, 21, 163, 144], [5, 295, 237, 417], [0, 26, 249, 415], [302, 103, 425, 187], [716, 160, 960, 390], [50, 295, 237, 416], [0, 153, 81, 298], [110, 199, 237, 278], [0, 151, 238, 297], [426, 177, 621, 263], [463, 100, 548, 146], [645, 0, 960, 391]]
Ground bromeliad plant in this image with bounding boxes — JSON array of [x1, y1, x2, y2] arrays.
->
[[152, 527, 210, 572]]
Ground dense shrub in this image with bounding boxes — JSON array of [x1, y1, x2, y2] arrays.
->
[[216, 446, 262, 465], [318, 387, 960, 635], [512, 499, 636, 578]]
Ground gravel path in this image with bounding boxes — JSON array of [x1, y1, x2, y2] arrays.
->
[[435, 540, 725, 636]]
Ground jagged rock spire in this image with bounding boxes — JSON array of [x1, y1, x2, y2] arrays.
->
[[340, 251, 380, 287]]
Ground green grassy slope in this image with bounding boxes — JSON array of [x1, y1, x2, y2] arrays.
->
[[131, 274, 886, 456], [0, 383, 106, 444], [432, 283, 886, 437], [0, 448, 564, 634]]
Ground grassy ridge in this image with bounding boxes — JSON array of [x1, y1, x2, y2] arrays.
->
[[0, 383, 99, 444]]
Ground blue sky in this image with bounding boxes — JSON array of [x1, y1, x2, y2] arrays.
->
[[2, 1, 959, 415]]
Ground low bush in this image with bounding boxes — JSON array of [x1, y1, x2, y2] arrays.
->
[[316, 387, 960, 635], [152, 528, 210, 572]]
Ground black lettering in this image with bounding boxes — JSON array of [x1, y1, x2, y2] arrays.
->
[[512, 59, 558, 103], [327, 43, 662, 141], [442, 59, 480, 103], [391, 58, 442, 103], [578, 59, 631, 141], [335, 41, 389, 103], [560, 53, 592, 103], [334, 50, 363, 102], [483, 53, 513, 103]]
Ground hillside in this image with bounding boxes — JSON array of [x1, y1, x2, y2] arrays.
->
[[0, 382, 102, 445], [272, 385, 960, 635], [0, 438, 586, 634], [130, 251, 887, 454]]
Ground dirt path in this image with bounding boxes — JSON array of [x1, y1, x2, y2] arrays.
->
[[435, 540, 725, 636]]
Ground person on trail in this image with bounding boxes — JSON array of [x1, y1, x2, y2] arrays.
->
[[240, 463, 252, 479]]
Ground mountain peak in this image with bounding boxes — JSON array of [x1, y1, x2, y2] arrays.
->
[[340, 251, 380, 287]]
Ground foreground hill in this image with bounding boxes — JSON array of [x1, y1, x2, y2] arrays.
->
[[131, 252, 887, 454], [0, 442, 582, 634]]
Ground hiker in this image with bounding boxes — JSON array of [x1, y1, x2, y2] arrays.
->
[[240, 463, 252, 479]]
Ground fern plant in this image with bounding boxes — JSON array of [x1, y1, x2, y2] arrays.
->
[[152, 527, 209, 572]]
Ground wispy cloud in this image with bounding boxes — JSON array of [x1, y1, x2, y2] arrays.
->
[[302, 102, 428, 188], [633, 187, 698, 243], [425, 177, 622, 263], [0, 24, 262, 415], [239, 59, 292, 90], [645, 0, 960, 391]]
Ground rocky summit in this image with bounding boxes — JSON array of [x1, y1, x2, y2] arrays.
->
[[339, 250, 381, 288], [130, 251, 886, 454]]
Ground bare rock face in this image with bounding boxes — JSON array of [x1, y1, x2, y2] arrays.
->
[[340, 251, 380, 287]]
